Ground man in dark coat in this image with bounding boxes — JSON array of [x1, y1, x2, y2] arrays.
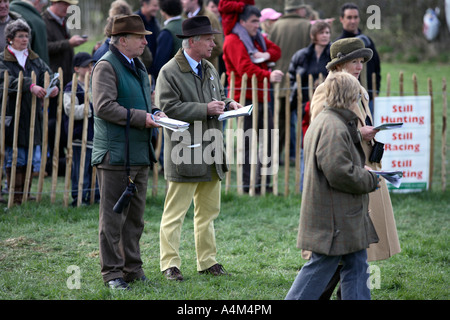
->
[[42, 0, 87, 176], [337, 2, 381, 115]]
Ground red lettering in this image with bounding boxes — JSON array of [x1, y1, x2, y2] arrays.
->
[[392, 105, 413, 112], [392, 160, 412, 168], [392, 132, 413, 140]]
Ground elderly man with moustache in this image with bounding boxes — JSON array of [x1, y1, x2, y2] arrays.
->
[[91, 15, 166, 290], [155, 16, 242, 281]]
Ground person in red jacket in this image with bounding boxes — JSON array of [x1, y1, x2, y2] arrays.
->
[[218, 0, 254, 36], [222, 5, 283, 193]]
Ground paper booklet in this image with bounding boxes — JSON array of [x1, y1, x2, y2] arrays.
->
[[370, 170, 403, 188], [374, 122, 403, 130], [45, 72, 59, 98], [156, 117, 189, 132], [218, 104, 253, 121]]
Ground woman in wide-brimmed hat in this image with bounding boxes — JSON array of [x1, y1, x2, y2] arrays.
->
[[303, 37, 401, 299]]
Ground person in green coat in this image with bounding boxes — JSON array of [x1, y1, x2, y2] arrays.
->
[[9, 0, 50, 64], [91, 15, 166, 290]]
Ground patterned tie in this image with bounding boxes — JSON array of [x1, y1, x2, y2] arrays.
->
[[196, 63, 202, 79]]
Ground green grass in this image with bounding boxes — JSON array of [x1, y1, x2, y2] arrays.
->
[[0, 62, 448, 301], [0, 188, 448, 300]]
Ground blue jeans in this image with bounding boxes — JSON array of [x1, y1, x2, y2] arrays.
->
[[285, 249, 371, 300], [71, 146, 99, 206], [5, 146, 38, 168]]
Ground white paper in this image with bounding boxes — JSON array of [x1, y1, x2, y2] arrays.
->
[[218, 104, 253, 121], [45, 73, 59, 98], [370, 170, 403, 188], [374, 122, 403, 130], [156, 117, 189, 132]]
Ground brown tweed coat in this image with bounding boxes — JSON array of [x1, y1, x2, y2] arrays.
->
[[310, 78, 401, 261], [297, 107, 379, 256]]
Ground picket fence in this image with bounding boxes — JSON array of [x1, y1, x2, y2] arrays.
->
[[0, 69, 447, 208]]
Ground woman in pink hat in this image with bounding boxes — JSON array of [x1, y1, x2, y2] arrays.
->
[[260, 8, 282, 37]]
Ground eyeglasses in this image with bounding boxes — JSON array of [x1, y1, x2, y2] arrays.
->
[[15, 34, 29, 39]]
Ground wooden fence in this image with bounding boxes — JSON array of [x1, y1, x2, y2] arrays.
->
[[0, 69, 447, 208]]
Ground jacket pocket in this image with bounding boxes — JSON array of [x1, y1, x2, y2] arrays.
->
[[173, 142, 207, 177]]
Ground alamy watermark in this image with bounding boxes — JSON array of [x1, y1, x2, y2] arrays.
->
[[366, 5, 381, 30], [66, 265, 81, 289], [168, 122, 279, 175]]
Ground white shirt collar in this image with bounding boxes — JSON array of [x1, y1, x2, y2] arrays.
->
[[183, 50, 200, 74], [118, 50, 133, 64], [164, 15, 182, 26], [187, 7, 201, 18]]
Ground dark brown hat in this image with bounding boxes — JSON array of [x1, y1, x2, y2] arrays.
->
[[176, 16, 221, 39], [110, 14, 152, 36]]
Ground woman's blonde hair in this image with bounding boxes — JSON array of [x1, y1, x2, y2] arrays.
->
[[324, 71, 360, 109]]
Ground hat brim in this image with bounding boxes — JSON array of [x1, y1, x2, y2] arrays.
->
[[111, 30, 153, 36], [176, 29, 221, 39], [78, 59, 94, 68], [326, 48, 373, 71]]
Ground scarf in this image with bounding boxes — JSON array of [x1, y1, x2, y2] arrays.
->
[[8, 45, 29, 69], [231, 23, 267, 56]]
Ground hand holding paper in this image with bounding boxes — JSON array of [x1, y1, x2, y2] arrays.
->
[[218, 104, 253, 121], [370, 170, 403, 188]]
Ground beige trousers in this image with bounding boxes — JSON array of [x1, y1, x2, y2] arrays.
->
[[160, 170, 221, 272]]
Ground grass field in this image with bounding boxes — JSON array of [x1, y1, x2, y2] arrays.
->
[[0, 62, 448, 302]]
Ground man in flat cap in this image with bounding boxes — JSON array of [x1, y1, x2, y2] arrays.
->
[[91, 14, 166, 290], [156, 15, 242, 281]]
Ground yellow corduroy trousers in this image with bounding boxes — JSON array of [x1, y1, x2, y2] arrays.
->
[[160, 170, 221, 272]]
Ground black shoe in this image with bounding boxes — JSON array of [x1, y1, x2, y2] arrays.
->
[[105, 278, 130, 290], [127, 275, 150, 284], [199, 263, 231, 276]]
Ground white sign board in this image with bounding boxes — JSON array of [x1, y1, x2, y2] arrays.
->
[[373, 96, 431, 192]]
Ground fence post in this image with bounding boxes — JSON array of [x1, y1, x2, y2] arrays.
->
[[272, 82, 280, 196], [442, 78, 447, 191], [428, 78, 434, 190], [261, 77, 268, 195], [386, 73, 391, 97], [37, 72, 50, 202], [249, 74, 258, 196], [399, 71, 404, 96], [284, 75, 290, 196], [225, 71, 235, 194], [8, 71, 23, 208], [412, 73, 418, 96], [236, 73, 247, 195], [0, 71, 9, 201], [23, 72, 37, 203], [77, 72, 90, 207], [64, 73, 78, 207], [294, 74, 302, 194], [49, 68, 64, 202]]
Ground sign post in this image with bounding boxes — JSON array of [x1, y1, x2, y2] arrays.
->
[[373, 96, 432, 192]]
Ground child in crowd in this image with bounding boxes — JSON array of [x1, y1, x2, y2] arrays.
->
[[63, 52, 99, 206]]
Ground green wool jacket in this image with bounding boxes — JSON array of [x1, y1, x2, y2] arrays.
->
[[91, 47, 157, 167]]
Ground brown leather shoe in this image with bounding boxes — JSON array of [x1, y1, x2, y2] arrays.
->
[[162, 267, 184, 281], [199, 263, 231, 276]]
